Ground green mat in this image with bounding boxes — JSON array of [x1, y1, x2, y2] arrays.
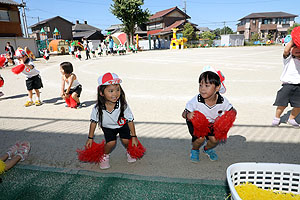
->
[[0, 165, 230, 200]]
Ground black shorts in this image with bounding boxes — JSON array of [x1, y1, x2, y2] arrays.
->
[[273, 84, 300, 107], [26, 75, 43, 90], [186, 120, 214, 142], [71, 51, 75, 55], [65, 84, 82, 97], [78, 55, 81, 59], [101, 123, 131, 143]]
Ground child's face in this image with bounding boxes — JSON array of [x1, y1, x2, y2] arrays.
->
[[199, 79, 220, 99], [60, 67, 65, 75], [101, 84, 121, 103], [292, 47, 300, 58]]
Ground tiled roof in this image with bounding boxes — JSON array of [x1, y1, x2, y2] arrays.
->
[[149, 6, 190, 20], [72, 23, 101, 32], [161, 20, 185, 32], [30, 16, 73, 28], [239, 12, 298, 20], [0, 0, 20, 6]]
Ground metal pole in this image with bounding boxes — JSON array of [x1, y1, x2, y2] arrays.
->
[[21, 0, 29, 38]]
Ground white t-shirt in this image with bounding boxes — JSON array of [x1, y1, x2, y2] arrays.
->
[[280, 54, 300, 84], [185, 94, 233, 123], [90, 100, 134, 129], [16, 59, 39, 79]]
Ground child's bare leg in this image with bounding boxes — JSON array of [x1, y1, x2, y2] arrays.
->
[[34, 89, 40, 99], [71, 93, 80, 103], [4, 155, 21, 171], [192, 137, 205, 150], [275, 106, 286, 118], [28, 90, 33, 100], [120, 138, 129, 148], [205, 136, 218, 149], [0, 153, 9, 162], [104, 140, 116, 154], [289, 107, 300, 119]]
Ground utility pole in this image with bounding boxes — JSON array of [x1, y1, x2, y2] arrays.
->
[[183, 0, 186, 14], [20, 0, 29, 38], [223, 21, 226, 35]]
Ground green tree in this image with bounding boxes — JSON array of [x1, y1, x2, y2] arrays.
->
[[288, 23, 300, 34], [220, 26, 233, 35], [110, 0, 150, 46], [182, 23, 198, 41], [251, 33, 260, 41], [200, 31, 216, 40]]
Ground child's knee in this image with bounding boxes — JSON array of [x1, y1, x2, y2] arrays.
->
[[107, 140, 116, 147]]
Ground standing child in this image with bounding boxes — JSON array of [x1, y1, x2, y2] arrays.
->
[[182, 67, 236, 162], [272, 39, 300, 128], [76, 48, 82, 61], [60, 62, 82, 108], [0, 74, 4, 97], [43, 49, 49, 63], [85, 72, 140, 169], [12, 49, 43, 107]]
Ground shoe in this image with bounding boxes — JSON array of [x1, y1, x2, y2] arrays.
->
[[190, 149, 199, 162], [0, 92, 4, 97], [127, 153, 137, 163], [77, 103, 82, 108], [24, 101, 34, 107], [35, 100, 42, 106], [271, 117, 280, 126], [6, 142, 20, 159], [288, 119, 300, 128], [16, 141, 31, 162], [203, 148, 218, 161], [100, 154, 110, 169]]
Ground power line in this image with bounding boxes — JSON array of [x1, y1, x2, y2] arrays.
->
[[187, 0, 281, 5]]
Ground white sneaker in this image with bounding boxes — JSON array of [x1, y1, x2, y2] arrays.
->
[[100, 154, 110, 169], [127, 153, 137, 163], [288, 119, 300, 128]]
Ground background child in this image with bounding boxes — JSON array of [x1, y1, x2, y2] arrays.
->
[[14, 49, 43, 107], [182, 67, 236, 162], [272, 39, 300, 128], [43, 48, 49, 63], [0, 141, 31, 174], [60, 62, 82, 108], [85, 72, 138, 169], [76, 48, 82, 61]]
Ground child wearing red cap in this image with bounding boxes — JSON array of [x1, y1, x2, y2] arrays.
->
[[13, 49, 43, 107], [272, 39, 300, 128], [85, 72, 140, 169], [182, 67, 236, 162]]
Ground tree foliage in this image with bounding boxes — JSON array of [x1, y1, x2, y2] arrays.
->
[[251, 33, 260, 41], [213, 26, 234, 37], [288, 23, 300, 34], [110, 0, 150, 45], [182, 23, 198, 41], [200, 31, 216, 40]]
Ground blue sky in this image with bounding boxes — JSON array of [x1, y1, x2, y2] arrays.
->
[[24, 0, 300, 32]]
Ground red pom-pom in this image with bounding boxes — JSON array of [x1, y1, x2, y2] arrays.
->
[[0, 77, 4, 87], [190, 111, 210, 138], [11, 64, 25, 74], [43, 55, 46, 59], [213, 110, 236, 141], [291, 26, 300, 47], [77, 140, 105, 163], [0, 57, 6, 68], [65, 97, 71, 107], [65, 96, 78, 108], [127, 138, 146, 159]]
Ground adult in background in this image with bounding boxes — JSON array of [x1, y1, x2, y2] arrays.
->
[[83, 38, 91, 60], [109, 36, 114, 55], [4, 42, 15, 65]]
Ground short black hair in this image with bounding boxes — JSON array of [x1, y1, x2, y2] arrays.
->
[[199, 71, 221, 86], [60, 62, 73, 74]]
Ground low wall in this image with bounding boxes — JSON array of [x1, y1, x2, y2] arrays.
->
[[0, 37, 38, 56]]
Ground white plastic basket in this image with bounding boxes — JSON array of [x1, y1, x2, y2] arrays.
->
[[226, 162, 300, 200]]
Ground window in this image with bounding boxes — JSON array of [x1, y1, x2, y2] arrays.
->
[[0, 10, 9, 22], [263, 19, 271, 24]]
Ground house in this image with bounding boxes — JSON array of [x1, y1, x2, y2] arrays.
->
[[0, 0, 22, 37], [72, 20, 104, 41], [105, 23, 147, 38], [146, 6, 192, 40], [237, 12, 298, 40], [30, 16, 74, 41]]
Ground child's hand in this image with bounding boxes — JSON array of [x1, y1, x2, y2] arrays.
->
[[86, 139, 93, 149], [187, 112, 194, 120], [131, 137, 138, 147]]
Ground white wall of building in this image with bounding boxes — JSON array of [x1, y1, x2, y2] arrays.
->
[[0, 37, 38, 56]]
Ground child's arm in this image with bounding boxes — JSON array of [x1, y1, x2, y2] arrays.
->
[[283, 40, 295, 58], [61, 76, 65, 97], [182, 110, 193, 120], [128, 121, 138, 146], [86, 121, 97, 148]]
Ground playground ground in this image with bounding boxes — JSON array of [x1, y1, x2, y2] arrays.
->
[[0, 46, 300, 199]]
